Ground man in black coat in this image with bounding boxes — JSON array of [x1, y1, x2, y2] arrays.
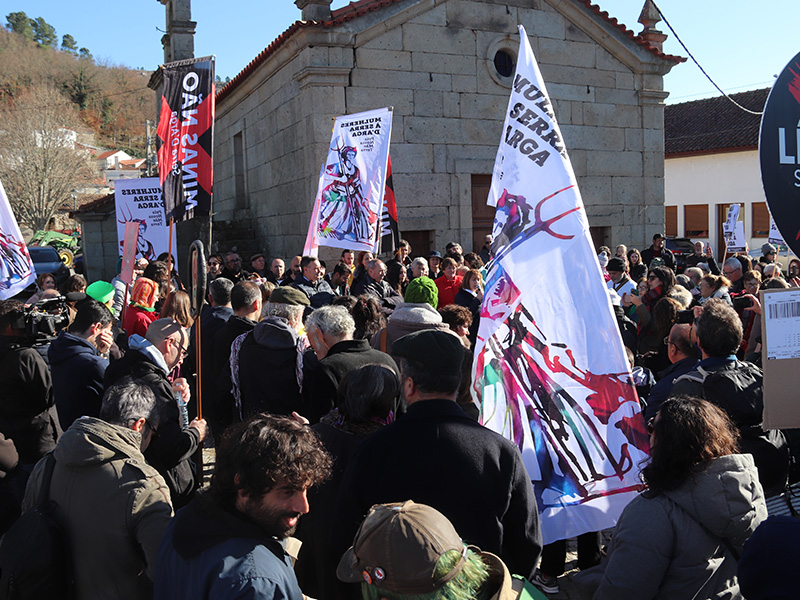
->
[[0, 300, 60, 471], [330, 329, 542, 586], [292, 256, 335, 307], [209, 282, 262, 443], [640, 233, 676, 271], [350, 259, 402, 311], [304, 305, 398, 423], [104, 318, 208, 508], [48, 298, 114, 429]]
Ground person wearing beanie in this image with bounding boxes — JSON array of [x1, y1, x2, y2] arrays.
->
[[369, 300, 451, 363], [759, 242, 777, 265], [404, 276, 438, 308], [123, 277, 159, 338], [606, 256, 635, 297], [338, 501, 537, 600], [86, 281, 116, 313]]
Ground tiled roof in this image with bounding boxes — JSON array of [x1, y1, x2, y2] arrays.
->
[[665, 88, 770, 156], [216, 0, 684, 104], [96, 150, 119, 159], [70, 193, 115, 216]]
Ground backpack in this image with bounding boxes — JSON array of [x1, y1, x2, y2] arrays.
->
[[675, 362, 790, 497], [0, 454, 74, 599]]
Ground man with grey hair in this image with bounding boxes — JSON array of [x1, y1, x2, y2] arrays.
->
[[23, 377, 173, 598], [105, 318, 208, 508], [304, 305, 398, 423], [233, 287, 311, 420], [350, 258, 402, 311], [763, 262, 782, 280], [722, 257, 745, 294]]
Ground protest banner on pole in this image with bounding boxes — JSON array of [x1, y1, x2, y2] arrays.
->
[[156, 56, 215, 222], [376, 155, 400, 255], [115, 178, 178, 266], [0, 177, 35, 299], [307, 108, 393, 253], [472, 26, 648, 545]]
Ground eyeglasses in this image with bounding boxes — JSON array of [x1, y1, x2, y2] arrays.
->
[[663, 337, 674, 347], [722, 270, 736, 276], [172, 337, 189, 357]]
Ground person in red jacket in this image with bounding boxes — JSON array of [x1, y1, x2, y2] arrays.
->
[[435, 257, 463, 308], [123, 277, 159, 337]]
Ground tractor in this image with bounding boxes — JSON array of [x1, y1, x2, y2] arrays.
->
[[29, 229, 82, 268]]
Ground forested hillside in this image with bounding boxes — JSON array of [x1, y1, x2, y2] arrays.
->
[[0, 15, 154, 155]]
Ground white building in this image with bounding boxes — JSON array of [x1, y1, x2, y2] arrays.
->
[[664, 88, 773, 260]]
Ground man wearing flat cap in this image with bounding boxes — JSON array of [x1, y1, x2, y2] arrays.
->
[[338, 501, 538, 600], [331, 329, 542, 589]]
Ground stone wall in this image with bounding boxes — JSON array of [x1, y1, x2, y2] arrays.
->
[[213, 0, 677, 260]]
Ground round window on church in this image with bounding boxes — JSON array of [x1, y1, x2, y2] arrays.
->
[[494, 50, 515, 78], [486, 36, 517, 88]]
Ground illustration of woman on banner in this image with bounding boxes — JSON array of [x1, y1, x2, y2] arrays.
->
[[318, 144, 371, 242], [117, 207, 157, 261]]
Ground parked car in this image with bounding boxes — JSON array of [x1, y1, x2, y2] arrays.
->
[[27, 245, 71, 289], [665, 237, 695, 273]]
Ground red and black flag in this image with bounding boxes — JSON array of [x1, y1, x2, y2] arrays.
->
[[377, 154, 400, 254], [156, 56, 215, 222]]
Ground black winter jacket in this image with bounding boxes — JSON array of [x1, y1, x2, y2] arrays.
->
[[48, 331, 108, 429], [104, 339, 200, 507]]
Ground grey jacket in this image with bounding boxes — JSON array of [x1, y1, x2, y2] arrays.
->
[[593, 454, 767, 600], [23, 417, 173, 600]]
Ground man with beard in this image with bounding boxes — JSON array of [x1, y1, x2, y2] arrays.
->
[[154, 414, 332, 600]]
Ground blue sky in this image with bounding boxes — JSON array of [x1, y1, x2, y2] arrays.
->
[[9, 0, 797, 104]]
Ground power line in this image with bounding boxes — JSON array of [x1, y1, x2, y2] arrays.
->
[[652, 0, 764, 115]]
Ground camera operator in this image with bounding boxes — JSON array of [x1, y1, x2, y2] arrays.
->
[[48, 298, 114, 430], [0, 299, 61, 489]]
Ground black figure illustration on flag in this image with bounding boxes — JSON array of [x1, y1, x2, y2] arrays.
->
[[156, 56, 215, 222]]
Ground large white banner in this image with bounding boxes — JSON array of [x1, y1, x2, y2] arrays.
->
[[115, 178, 177, 264], [0, 177, 35, 299], [473, 26, 649, 544], [306, 108, 393, 254]]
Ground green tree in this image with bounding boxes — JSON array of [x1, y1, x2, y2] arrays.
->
[[66, 66, 95, 110], [79, 47, 92, 60], [5, 11, 33, 40], [31, 17, 57, 48], [61, 33, 78, 55]]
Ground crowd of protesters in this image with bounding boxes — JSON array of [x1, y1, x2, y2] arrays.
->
[[0, 231, 796, 599]]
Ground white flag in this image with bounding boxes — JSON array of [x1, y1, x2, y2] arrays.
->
[[473, 26, 649, 544], [0, 177, 36, 300], [307, 108, 393, 253]]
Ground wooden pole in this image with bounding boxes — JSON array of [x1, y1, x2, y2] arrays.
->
[[167, 217, 174, 297], [195, 311, 202, 420]]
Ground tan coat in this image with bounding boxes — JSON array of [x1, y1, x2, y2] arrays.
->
[[23, 417, 173, 600]]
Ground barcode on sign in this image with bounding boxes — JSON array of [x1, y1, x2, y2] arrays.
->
[[768, 301, 800, 319]]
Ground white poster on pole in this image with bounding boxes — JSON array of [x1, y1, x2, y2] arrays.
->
[[307, 108, 393, 253], [114, 178, 177, 266]]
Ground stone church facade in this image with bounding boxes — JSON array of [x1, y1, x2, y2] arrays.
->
[[212, 0, 683, 260]]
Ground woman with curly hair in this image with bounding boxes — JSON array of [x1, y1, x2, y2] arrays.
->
[[624, 266, 675, 357], [581, 396, 767, 599]]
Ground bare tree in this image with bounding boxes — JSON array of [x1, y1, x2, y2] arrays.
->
[[0, 86, 94, 231]]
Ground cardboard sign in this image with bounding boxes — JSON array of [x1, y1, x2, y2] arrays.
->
[[761, 287, 800, 429], [119, 221, 139, 285]]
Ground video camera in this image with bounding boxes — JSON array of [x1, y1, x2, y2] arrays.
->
[[5, 294, 78, 345]]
